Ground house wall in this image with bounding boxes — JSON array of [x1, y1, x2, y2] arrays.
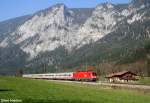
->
[[108, 77, 126, 83]]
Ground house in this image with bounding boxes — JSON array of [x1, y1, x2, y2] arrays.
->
[[106, 71, 138, 83]]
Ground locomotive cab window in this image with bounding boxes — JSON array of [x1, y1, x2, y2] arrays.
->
[[92, 72, 96, 76]]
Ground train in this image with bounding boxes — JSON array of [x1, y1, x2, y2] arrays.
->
[[23, 71, 97, 82]]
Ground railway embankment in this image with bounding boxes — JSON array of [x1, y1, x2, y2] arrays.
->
[[47, 80, 150, 91]]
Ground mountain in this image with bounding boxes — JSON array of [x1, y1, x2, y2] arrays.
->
[[65, 0, 150, 75], [0, 15, 31, 42], [0, 0, 150, 75]]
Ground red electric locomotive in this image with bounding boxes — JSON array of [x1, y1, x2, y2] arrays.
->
[[73, 71, 97, 81]]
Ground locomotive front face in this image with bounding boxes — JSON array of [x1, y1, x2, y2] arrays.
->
[[91, 72, 97, 81]]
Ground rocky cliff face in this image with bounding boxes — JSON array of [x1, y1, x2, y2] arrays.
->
[[0, 0, 150, 74], [0, 3, 127, 58]]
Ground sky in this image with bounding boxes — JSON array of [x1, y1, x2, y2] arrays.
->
[[0, 0, 130, 22]]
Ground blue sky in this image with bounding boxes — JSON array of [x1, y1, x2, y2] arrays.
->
[[0, 0, 130, 22]]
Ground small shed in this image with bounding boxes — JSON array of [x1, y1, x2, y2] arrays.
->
[[106, 71, 138, 83]]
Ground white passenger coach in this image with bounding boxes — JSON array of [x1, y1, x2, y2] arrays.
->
[[23, 72, 74, 80]]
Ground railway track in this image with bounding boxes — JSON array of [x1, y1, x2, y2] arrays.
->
[[46, 79, 150, 91]]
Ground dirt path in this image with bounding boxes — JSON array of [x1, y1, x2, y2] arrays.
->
[[47, 80, 150, 91]]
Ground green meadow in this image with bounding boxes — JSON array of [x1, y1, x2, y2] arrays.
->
[[0, 76, 149, 103]]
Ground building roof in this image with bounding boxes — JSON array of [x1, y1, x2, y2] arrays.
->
[[106, 71, 137, 78]]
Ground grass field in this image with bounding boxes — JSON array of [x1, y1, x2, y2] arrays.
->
[[138, 77, 150, 85], [0, 76, 150, 103]]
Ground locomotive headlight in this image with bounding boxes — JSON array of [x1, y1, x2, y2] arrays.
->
[[84, 74, 87, 77]]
